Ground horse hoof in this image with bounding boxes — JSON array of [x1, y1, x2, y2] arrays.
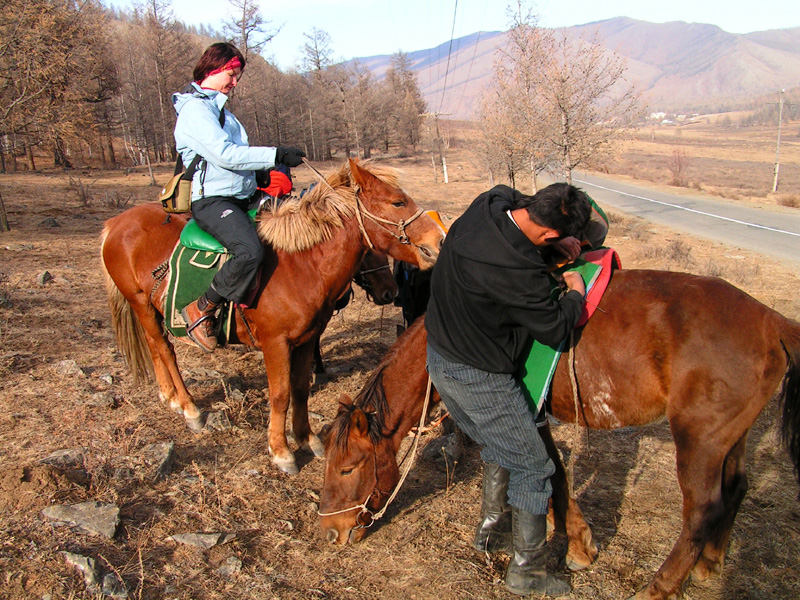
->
[[270, 451, 299, 475], [185, 413, 205, 432], [307, 434, 325, 458], [275, 460, 299, 475], [565, 554, 593, 572]]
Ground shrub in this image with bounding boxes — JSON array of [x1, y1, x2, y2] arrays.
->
[[776, 194, 800, 208]]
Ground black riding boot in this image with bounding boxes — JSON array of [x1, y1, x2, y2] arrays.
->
[[472, 462, 511, 553], [505, 507, 571, 597]]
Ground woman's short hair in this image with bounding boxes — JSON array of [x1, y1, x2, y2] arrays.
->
[[193, 42, 246, 83], [514, 183, 591, 240]]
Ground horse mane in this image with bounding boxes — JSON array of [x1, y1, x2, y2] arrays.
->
[[328, 318, 422, 455], [330, 367, 392, 455], [256, 160, 405, 253]]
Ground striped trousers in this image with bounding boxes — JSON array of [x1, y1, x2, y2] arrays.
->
[[426, 343, 555, 515]]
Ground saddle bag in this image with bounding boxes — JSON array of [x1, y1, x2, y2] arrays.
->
[[159, 155, 201, 214]]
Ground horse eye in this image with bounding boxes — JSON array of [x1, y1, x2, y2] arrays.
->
[[340, 467, 354, 476], [392, 200, 405, 208]]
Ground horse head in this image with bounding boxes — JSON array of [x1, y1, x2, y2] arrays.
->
[[319, 393, 400, 545], [348, 159, 444, 269], [353, 249, 397, 305]]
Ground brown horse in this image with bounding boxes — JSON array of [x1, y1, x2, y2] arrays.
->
[[313, 249, 398, 375], [100, 159, 444, 475], [352, 249, 397, 306], [319, 269, 800, 600]]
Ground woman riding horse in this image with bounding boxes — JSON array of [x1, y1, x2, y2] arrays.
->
[[174, 42, 306, 352]]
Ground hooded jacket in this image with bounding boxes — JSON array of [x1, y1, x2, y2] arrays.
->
[[425, 185, 584, 374], [173, 83, 277, 201]]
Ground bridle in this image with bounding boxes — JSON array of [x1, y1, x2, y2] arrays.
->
[[302, 158, 430, 253], [353, 262, 392, 301], [318, 377, 433, 530]]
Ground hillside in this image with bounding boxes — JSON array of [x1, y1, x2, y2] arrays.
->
[[354, 18, 800, 119]]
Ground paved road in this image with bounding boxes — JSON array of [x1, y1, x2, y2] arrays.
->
[[571, 172, 800, 270]]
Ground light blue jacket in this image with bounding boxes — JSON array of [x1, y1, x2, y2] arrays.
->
[[172, 83, 277, 201]]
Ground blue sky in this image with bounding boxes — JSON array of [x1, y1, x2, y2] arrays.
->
[[108, 0, 800, 69]]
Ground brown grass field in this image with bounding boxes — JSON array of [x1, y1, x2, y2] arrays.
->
[[0, 121, 799, 600]]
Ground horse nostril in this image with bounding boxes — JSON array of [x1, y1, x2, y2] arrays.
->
[[326, 528, 339, 543]]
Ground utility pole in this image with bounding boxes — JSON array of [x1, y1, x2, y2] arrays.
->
[[421, 112, 451, 184], [772, 89, 785, 193], [770, 89, 797, 193]]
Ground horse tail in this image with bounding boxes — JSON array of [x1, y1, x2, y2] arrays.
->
[[100, 227, 154, 382], [778, 316, 800, 488]]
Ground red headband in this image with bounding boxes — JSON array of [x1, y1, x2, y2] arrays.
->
[[205, 57, 242, 79]]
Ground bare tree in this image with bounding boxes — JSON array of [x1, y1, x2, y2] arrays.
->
[[0, 0, 113, 170], [479, 1, 644, 186], [301, 28, 340, 160], [384, 52, 426, 151], [540, 28, 643, 182], [224, 0, 279, 61], [668, 147, 689, 187]]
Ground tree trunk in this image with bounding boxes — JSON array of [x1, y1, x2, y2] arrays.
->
[[106, 133, 117, 168], [0, 189, 10, 232], [53, 137, 72, 169], [26, 144, 36, 171]]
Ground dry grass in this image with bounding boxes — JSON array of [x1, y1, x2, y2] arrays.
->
[[0, 126, 799, 600], [610, 121, 800, 204]]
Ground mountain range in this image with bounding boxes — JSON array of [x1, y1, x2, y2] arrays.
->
[[353, 18, 800, 120]]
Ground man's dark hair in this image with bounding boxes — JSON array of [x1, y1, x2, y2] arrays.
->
[[514, 183, 591, 240], [193, 42, 246, 83]]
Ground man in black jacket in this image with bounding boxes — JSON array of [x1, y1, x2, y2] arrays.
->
[[426, 183, 591, 598]]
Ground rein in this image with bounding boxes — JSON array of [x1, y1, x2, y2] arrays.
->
[[317, 376, 434, 527], [302, 158, 427, 251]]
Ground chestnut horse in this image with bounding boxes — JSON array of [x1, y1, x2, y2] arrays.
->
[[319, 270, 800, 600], [100, 159, 444, 474]]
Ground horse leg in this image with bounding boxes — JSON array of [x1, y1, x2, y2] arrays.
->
[[263, 343, 298, 474], [126, 290, 204, 431], [312, 338, 326, 375], [539, 422, 598, 571], [630, 428, 730, 599], [289, 342, 325, 458], [690, 431, 749, 582]]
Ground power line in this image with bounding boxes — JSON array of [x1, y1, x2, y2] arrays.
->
[[437, 0, 460, 114]]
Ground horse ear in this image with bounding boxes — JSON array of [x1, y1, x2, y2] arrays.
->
[[349, 407, 370, 437], [337, 393, 353, 415], [349, 159, 375, 191]]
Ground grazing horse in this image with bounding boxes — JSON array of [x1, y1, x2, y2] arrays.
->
[[100, 159, 444, 475], [319, 270, 800, 600], [313, 249, 398, 375]]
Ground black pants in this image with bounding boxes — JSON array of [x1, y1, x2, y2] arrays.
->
[[190, 195, 264, 304]]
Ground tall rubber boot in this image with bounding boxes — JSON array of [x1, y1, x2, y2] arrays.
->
[[505, 507, 571, 597], [181, 293, 220, 353], [472, 462, 511, 553]]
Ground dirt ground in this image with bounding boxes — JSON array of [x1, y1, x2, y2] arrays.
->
[[1, 129, 799, 600]]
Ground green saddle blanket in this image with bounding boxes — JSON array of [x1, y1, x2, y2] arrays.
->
[[163, 243, 235, 342], [164, 210, 260, 342], [518, 257, 604, 416]]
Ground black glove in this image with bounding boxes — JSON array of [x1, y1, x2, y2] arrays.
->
[[275, 147, 306, 168], [256, 168, 272, 188]]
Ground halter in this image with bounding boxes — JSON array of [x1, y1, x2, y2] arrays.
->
[[302, 158, 428, 252], [353, 263, 392, 301], [318, 377, 433, 529]]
